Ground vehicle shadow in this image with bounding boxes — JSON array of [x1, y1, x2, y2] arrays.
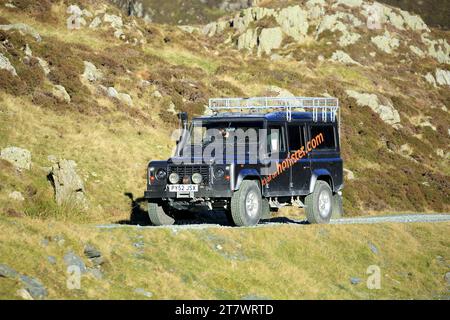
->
[[260, 217, 309, 225], [116, 193, 308, 227], [116, 192, 151, 226]]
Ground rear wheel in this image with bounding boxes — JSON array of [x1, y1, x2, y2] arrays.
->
[[148, 202, 175, 226], [305, 180, 333, 224], [230, 180, 262, 226]]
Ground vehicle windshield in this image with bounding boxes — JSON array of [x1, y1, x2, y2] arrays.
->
[[177, 120, 265, 162]]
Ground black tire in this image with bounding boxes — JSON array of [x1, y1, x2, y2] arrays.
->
[[261, 198, 271, 220], [148, 202, 175, 226], [305, 180, 333, 224], [331, 193, 344, 219], [230, 180, 262, 226]]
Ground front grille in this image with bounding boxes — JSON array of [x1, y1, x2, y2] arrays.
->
[[168, 165, 210, 184]]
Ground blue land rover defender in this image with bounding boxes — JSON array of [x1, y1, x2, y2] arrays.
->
[[145, 97, 344, 226]]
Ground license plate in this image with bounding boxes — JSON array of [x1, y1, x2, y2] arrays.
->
[[168, 184, 199, 193]]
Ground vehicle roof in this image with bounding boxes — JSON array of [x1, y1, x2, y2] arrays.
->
[[194, 111, 336, 122]]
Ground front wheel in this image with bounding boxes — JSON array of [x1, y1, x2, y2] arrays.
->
[[148, 202, 175, 226], [305, 181, 333, 224], [230, 180, 262, 226]]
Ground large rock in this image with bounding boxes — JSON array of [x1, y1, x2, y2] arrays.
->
[[37, 57, 50, 76], [117, 93, 133, 107], [0, 264, 19, 279], [0, 53, 17, 76], [104, 14, 123, 29], [409, 45, 425, 57], [435, 69, 450, 86], [89, 16, 102, 29], [421, 35, 450, 64], [383, 8, 405, 30], [64, 251, 87, 274], [275, 5, 309, 42], [237, 28, 258, 50], [371, 31, 400, 54], [400, 10, 429, 31], [52, 85, 71, 103], [49, 159, 88, 209], [82, 61, 103, 82], [424, 73, 437, 87], [338, 32, 361, 47], [257, 27, 283, 56], [0, 23, 41, 42], [330, 50, 360, 65], [19, 275, 48, 299], [0, 147, 31, 170], [346, 90, 401, 127]]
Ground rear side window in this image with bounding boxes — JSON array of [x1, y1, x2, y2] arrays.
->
[[310, 125, 336, 150], [288, 125, 305, 151]]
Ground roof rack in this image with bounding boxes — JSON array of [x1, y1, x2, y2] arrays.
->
[[208, 97, 339, 122]]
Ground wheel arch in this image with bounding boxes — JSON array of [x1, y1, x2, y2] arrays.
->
[[309, 169, 334, 194], [234, 169, 262, 192]]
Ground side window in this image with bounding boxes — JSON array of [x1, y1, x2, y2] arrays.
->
[[267, 125, 286, 153], [310, 125, 336, 150], [288, 125, 305, 152]]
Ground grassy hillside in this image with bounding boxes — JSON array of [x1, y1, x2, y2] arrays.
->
[[0, 0, 449, 223], [0, 216, 449, 299]]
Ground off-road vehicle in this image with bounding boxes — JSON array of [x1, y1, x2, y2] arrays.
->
[[145, 97, 344, 226]]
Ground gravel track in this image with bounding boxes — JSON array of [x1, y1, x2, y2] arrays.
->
[[96, 214, 450, 230]]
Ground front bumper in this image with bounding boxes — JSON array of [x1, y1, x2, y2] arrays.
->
[[145, 184, 233, 200]]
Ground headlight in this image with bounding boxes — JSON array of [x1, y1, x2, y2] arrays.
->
[[169, 172, 179, 184], [192, 173, 203, 184], [156, 168, 167, 180], [214, 168, 225, 178]]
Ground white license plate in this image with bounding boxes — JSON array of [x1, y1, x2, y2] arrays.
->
[[168, 184, 199, 193]]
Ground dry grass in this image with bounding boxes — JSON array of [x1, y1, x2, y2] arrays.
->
[[0, 93, 173, 223], [0, 216, 448, 299]]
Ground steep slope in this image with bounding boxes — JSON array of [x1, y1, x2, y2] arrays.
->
[[109, 0, 450, 29], [0, 0, 448, 224], [109, 0, 255, 24], [379, 0, 450, 29]]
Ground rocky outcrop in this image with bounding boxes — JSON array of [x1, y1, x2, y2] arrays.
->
[[371, 31, 400, 54], [275, 5, 309, 42], [0, 147, 31, 170], [421, 35, 450, 64], [0, 264, 47, 300], [0, 23, 41, 42], [346, 90, 401, 127], [237, 28, 258, 51], [339, 32, 361, 47], [435, 69, 450, 86], [425, 72, 437, 87], [0, 53, 17, 76], [49, 159, 88, 209], [330, 50, 361, 65], [257, 27, 283, 56]]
